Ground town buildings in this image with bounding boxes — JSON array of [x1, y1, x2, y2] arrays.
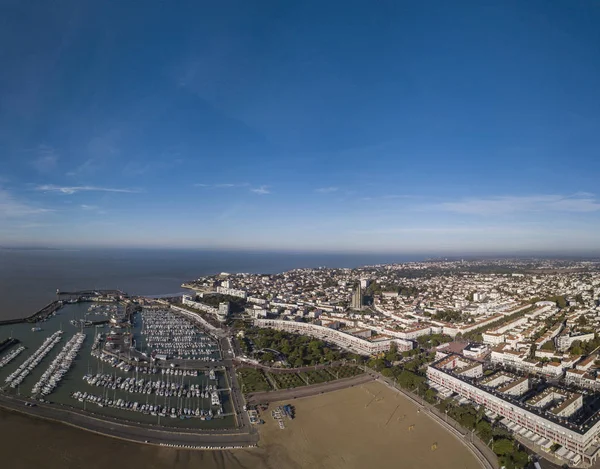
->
[[428, 355, 599, 466]]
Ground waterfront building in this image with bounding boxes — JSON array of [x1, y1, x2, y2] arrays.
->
[[254, 318, 413, 355], [182, 295, 218, 314], [216, 286, 247, 299], [427, 355, 600, 466]]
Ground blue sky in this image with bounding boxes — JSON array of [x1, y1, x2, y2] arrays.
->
[[1, 0, 600, 254]]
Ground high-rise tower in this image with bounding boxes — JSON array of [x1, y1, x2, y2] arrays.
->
[[351, 284, 363, 310]]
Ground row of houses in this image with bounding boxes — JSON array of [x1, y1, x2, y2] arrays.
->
[[253, 318, 413, 355], [427, 356, 600, 466]]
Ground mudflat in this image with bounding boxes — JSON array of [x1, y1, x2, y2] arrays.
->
[[0, 381, 480, 469]]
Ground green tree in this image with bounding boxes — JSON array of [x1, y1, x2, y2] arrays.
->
[[385, 342, 399, 362], [493, 438, 514, 456], [368, 358, 387, 372], [424, 388, 437, 403], [540, 341, 555, 351], [293, 358, 304, 368], [476, 420, 492, 442], [512, 450, 529, 468], [570, 341, 583, 356]]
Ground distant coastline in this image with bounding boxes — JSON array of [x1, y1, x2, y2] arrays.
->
[[0, 247, 64, 251]]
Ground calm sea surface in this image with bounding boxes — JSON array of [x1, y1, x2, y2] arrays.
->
[[0, 249, 421, 320]]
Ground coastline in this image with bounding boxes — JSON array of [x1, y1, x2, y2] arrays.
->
[[0, 285, 497, 467]]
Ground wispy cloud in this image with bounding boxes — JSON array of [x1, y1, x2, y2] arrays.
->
[[66, 131, 122, 177], [350, 225, 537, 235], [315, 187, 338, 193], [430, 194, 600, 215], [0, 188, 53, 218], [360, 194, 417, 201], [80, 204, 107, 215], [194, 183, 270, 194], [250, 185, 270, 195], [30, 145, 58, 173], [36, 185, 140, 195], [194, 183, 249, 188]]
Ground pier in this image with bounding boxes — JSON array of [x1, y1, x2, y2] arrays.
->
[[0, 290, 128, 326], [0, 338, 19, 355], [0, 300, 63, 326]]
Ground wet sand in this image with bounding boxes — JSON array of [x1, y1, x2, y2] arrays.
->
[[0, 381, 480, 469]]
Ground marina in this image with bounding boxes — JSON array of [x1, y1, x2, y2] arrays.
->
[[0, 346, 25, 368], [138, 308, 220, 360], [4, 331, 63, 388], [32, 332, 86, 396], [0, 301, 234, 429]]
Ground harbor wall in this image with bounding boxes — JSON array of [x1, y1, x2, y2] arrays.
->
[[0, 290, 127, 326], [0, 338, 19, 354], [0, 300, 63, 326]]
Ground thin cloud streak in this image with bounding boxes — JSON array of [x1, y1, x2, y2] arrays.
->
[[315, 187, 338, 193], [194, 183, 249, 188], [429, 194, 600, 214], [250, 185, 270, 195], [36, 185, 140, 195], [350, 226, 538, 235], [360, 194, 418, 201], [0, 188, 53, 218]]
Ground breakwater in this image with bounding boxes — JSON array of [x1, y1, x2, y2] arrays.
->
[[0, 338, 19, 354], [0, 301, 63, 326], [0, 290, 128, 327], [57, 289, 125, 298]]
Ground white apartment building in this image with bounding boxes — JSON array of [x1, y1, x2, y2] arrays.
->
[[482, 332, 505, 345], [247, 296, 268, 305], [556, 332, 595, 352], [473, 292, 486, 302], [565, 369, 600, 390], [217, 302, 230, 322], [254, 319, 413, 355], [427, 360, 600, 466], [497, 377, 529, 397], [216, 286, 248, 299], [182, 295, 218, 314]]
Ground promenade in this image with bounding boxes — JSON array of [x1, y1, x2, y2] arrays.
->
[[0, 392, 258, 449]]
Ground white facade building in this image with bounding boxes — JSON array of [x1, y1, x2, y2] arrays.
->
[[216, 286, 248, 299], [254, 318, 413, 355], [556, 332, 595, 352], [427, 360, 600, 465], [217, 302, 230, 322]]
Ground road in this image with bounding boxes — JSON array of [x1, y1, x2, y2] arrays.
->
[[246, 373, 376, 404], [218, 335, 252, 432], [0, 393, 257, 448]]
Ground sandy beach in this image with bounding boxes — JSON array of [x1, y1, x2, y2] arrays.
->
[[0, 381, 480, 469]]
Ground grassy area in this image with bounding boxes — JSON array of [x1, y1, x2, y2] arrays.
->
[[326, 365, 363, 379], [236, 368, 273, 393], [237, 365, 364, 394], [269, 372, 306, 389], [301, 369, 334, 384]]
